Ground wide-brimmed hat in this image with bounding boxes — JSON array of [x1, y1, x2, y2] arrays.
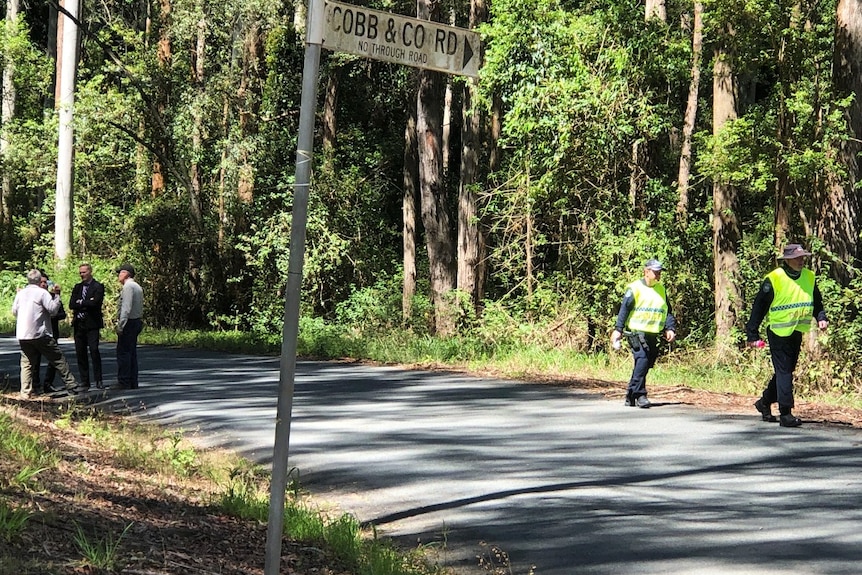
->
[[778, 244, 812, 259], [644, 258, 663, 271], [115, 264, 136, 277]]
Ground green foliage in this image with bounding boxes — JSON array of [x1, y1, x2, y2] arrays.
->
[[0, 413, 59, 472], [0, 0, 859, 400], [0, 499, 30, 542], [157, 432, 199, 477], [218, 464, 272, 521], [73, 522, 132, 571]]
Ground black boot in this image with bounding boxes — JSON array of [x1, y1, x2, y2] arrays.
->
[[754, 399, 777, 422]]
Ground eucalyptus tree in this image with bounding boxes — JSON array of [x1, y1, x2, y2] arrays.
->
[[675, 0, 702, 221], [822, 0, 862, 282], [709, 15, 742, 355], [457, 0, 489, 311], [1, 0, 18, 226], [416, 0, 456, 335]]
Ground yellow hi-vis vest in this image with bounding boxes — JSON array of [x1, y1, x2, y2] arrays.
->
[[767, 268, 815, 336], [625, 280, 668, 334]]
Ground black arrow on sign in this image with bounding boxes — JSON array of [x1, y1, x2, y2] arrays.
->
[[462, 35, 474, 69]]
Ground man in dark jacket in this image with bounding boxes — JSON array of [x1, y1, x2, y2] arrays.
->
[[68, 262, 105, 391]]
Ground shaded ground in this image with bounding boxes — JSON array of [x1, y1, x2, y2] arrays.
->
[[0, 396, 353, 575], [2, 369, 861, 575]]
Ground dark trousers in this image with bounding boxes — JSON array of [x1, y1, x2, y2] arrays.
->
[[19, 336, 77, 395], [761, 329, 803, 414], [74, 327, 102, 387], [117, 318, 143, 388], [33, 319, 61, 390], [626, 333, 660, 398], [35, 341, 57, 390]]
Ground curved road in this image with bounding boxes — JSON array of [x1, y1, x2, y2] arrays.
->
[[2, 337, 862, 574]]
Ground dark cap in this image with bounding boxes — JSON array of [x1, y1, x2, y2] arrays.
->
[[778, 244, 812, 259], [115, 264, 136, 277], [644, 258, 664, 271]]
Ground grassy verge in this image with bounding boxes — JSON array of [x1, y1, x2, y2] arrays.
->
[[0, 398, 452, 575]]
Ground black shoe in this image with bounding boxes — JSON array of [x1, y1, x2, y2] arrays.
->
[[779, 414, 802, 428], [73, 385, 90, 394], [636, 396, 651, 408], [95, 382, 104, 390], [624, 394, 634, 407], [754, 399, 777, 422]]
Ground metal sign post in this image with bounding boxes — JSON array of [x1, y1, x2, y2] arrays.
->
[[264, 1, 480, 571], [263, 0, 324, 571]]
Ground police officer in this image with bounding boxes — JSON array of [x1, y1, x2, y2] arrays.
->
[[611, 259, 677, 408], [746, 243, 828, 427]]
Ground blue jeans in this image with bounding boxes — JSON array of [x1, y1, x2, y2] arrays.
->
[[116, 318, 143, 388]]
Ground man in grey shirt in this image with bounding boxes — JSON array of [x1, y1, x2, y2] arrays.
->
[[114, 264, 144, 389], [11, 269, 79, 397]]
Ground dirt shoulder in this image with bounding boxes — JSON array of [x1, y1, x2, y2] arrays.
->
[[0, 396, 353, 575]]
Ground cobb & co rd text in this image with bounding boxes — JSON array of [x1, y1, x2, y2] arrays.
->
[[322, 0, 480, 77]]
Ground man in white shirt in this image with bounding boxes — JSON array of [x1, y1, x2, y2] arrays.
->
[[114, 264, 144, 389], [11, 269, 79, 398]]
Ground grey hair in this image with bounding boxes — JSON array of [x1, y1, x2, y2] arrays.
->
[[26, 269, 42, 284]]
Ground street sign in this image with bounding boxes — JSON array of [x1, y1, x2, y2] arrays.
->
[[323, 0, 481, 78]]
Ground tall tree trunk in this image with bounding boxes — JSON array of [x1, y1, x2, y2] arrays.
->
[[489, 94, 502, 173], [457, 0, 487, 309], [54, 0, 81, 260], [442, 77, 452, 174], [152, 0, 172, 196], [46, 2, 57, 111], [1, 0, 18, 225], [237, 19, 261, 209], [646, 0, 666, 22], [629, 0, 667, 216], [772, 4, 803, 248], [190, 13, 205, 234], [186, 5, 206, 322], [819, 0, 862, 283], [322, 64, 339, 169], [416, 0, 455, 335], [712, 41, 743, 357], [403, 104, 419, 321], [676, 1, 702, 222]]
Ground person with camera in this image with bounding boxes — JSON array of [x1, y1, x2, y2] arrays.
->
[[34, 272, 68, 393], [11, 269, 79, 398], [69, 262, 105, 391]]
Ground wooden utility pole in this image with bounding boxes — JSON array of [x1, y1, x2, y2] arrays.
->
[[54, 0, 80, 260]]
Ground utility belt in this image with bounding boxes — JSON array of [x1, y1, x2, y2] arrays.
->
[[623, 331, 659, 352]]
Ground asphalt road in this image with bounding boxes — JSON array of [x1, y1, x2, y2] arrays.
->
[[2, 336, 862, 575]]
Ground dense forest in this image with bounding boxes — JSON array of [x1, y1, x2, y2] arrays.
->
[[1, 0, 861, 384]]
